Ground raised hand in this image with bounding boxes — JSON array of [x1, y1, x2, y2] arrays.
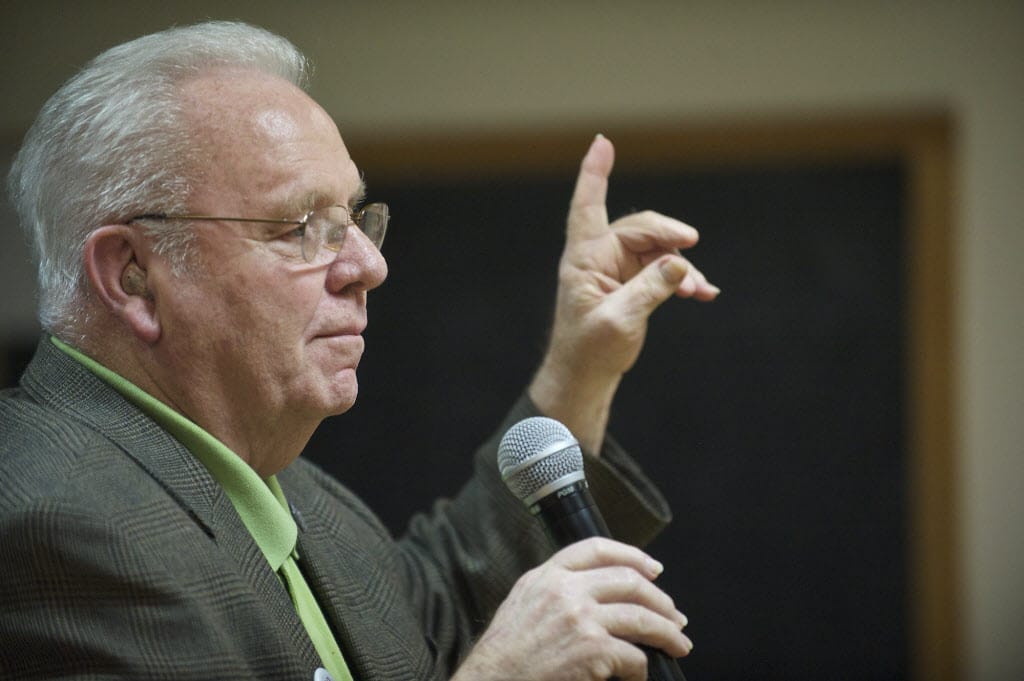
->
[[528, 135, 718, 452]]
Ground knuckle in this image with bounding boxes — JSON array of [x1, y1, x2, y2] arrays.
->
[[562, 600, 590, 630], [543, 575, 572, 602], [587, 537, 619, 562], [520, 564, 564, 597], [609, 566, 646, 599], [578, 620, 605, 647], [626, 644, 648, 668], [623, 568, 646, 595], [591, 308, 632, 338], [517, 565, 543, 588], [617, 645, 649, 681], [631, 608, 653, 636], [590, 657, 618, 681]]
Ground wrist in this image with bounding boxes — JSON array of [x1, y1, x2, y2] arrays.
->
[[528, 356, 621, 455]]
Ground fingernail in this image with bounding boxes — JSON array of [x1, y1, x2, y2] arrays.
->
[[678, 611, 689, 628], [709, 284, 722, 296], [659, 258, 687, 283], [595, 132, 605, 140], [647, 557, 664, 576]]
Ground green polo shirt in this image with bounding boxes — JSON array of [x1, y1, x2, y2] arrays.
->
[[52, 337, 351, 681]]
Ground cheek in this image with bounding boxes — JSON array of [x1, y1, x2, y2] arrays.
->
[[180, 253, 326, 353], [243, 274, 325, 346]]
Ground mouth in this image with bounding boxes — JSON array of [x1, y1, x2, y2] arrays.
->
[[314, 320, 367, 339], [313, 332, 365, 351], [311, 332, 366, 366], [315, 329, 363, 339]]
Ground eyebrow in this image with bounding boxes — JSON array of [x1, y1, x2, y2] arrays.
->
[[348, 179, 367, 209], [283, 178, 368, 218]]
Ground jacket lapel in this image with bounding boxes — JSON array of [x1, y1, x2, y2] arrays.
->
[[282, 470, 435, 681], [297, 527, 434, 680], [19, 338, 324, 675]]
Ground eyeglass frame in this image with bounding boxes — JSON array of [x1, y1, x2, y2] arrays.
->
[[130, 203, 389, 265]]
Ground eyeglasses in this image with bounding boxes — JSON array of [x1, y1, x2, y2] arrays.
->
[[131, 203, 389, 265]]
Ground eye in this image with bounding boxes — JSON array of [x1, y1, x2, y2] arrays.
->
[[273, 220, 307, 242]]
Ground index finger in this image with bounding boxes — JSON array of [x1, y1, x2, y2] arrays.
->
[[567, 134, 615, 241], [551, 537, 664, 579]]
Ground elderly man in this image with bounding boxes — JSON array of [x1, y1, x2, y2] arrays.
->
[[0, 21, 717, 681]]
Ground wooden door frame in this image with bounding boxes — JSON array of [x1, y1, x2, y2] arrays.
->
[[351, 111, 959, 681]]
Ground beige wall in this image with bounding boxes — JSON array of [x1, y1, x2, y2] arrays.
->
[[2, 2, 1021, 679]]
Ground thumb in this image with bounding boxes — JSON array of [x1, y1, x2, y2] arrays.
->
[[609, 255, 689, 323], [567, 134, 615, 240]]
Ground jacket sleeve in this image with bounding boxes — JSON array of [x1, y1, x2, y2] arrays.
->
[[391, 393, 673, 675]]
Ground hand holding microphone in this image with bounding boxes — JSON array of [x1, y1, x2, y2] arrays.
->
[[453, 417, 692, 681]]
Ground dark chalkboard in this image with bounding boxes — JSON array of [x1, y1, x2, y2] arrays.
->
[[305, 156, 910, 680]]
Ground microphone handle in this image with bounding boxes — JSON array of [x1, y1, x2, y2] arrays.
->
[[530, 481, 689, 681]]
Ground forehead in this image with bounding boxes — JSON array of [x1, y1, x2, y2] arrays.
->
[[178, 68, 361, 212]]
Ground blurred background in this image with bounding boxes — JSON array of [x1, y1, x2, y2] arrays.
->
[[1, 2, 1021, 680]]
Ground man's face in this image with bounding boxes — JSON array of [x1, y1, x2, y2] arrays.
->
[[148, 69, 387, 436]]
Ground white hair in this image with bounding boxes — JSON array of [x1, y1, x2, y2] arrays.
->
[[7, 21, 310, 338]]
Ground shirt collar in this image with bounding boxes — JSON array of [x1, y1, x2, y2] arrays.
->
[[51, 336, 297, 571]]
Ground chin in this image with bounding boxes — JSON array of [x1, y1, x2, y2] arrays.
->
[[323, 397, 357, 417], [320, 371, 359, 416]]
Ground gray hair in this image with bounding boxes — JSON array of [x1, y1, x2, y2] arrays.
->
[[7, 21, 310, 337]]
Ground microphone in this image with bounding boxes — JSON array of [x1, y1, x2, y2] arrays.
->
[[498, 416, 689, 681]]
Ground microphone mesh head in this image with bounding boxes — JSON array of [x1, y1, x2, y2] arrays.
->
[[497, 417, 585, 503]]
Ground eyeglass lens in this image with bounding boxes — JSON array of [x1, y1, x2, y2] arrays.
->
[[302, 204, 389, 264]]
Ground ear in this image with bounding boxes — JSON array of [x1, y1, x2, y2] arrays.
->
[[83, 225, 161, 344]]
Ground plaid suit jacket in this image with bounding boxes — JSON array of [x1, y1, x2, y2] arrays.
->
[[0, 339, 670, 680]]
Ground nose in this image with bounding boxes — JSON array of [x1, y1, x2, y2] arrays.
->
[[324, 225, 388, 294]]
